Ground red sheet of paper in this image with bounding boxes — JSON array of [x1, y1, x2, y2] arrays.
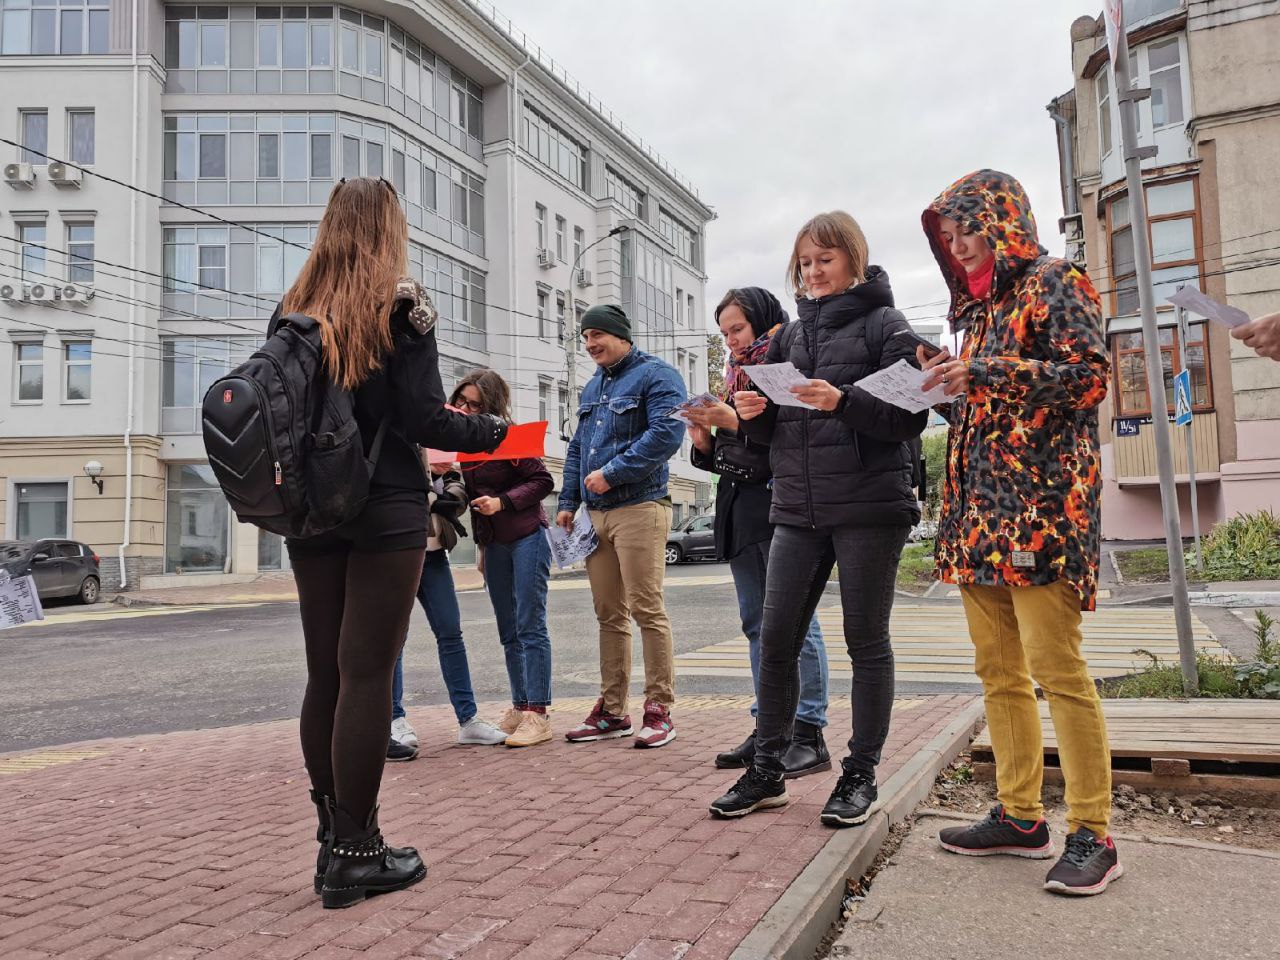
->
[[455, 421, 547, 462]]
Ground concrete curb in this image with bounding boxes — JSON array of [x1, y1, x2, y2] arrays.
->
[[1107, 590, 1280, 608], [729, 698, 987, 960]]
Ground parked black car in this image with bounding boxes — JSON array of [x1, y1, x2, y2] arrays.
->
[[0, 539, 102, 604], [665, 514, 717, 565]]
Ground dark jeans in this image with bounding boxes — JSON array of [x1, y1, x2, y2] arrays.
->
[[392, 549, 477, 726], [754, 523, 910, 778]]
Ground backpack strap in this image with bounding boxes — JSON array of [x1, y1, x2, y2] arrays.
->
[[367, 417, 390, 467]]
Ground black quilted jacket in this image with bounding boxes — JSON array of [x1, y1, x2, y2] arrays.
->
[[740, 267, 927, 530]]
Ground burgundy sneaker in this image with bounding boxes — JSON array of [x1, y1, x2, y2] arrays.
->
[[565, 697, 633, 742], [633, 700, 676, 748]]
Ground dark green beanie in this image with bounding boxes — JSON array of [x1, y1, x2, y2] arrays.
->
[[580, 303, 632, 343]]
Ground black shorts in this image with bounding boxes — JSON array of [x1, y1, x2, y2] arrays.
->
[[286, 488, 429, 557]]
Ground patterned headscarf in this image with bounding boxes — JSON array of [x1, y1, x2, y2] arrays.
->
[[717, 287, 789, 401]]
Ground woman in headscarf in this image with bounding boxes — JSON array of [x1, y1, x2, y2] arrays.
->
[[919, 169, 1120, 896], [684, 287, 830, 779]]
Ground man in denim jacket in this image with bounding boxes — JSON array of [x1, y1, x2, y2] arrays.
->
[[556, 304, 688, 748]]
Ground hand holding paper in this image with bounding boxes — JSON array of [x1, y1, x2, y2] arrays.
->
[[742, 362, 820, 409], [1166, 288, 1250, 330], [854, 359, 952, 414]]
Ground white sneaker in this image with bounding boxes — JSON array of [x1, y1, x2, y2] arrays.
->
[[458, 717, 508, 745], [391, 716, 418, 747]]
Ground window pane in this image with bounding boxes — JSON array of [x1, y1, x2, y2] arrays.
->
[[340, 23, 357, 70], [341, 135, 360, 177], [16, 483, 68, 540], [60, 9, 83, 53], [282, 131, 307, 178], [2, 11, 30, 55], [391, 148, 405, 193], [1111, 225, 1135, 278], [366, 141, 382, 178], [200, 23, 226, 66], [1147, 180, 1194, 217], [257, 22, 278, 65], [87, 8, 107, 53], [282, 20, 305, 67], [1151, 65, 1184, 127], [21, 111, 48, 165], [1116, 277, 1139, 316], [1152, 264, 1199, 303], [258, 133, 279, 177], [364, 30, 381, 77], [310, 133, 331, 178], [69, 111, 95, 165], [1148, 36, 1179, 71], [310, 22, 331, 66], [32, 8, 54, 54], [198, 133, 225, 177], [1151, 217, 1195, 264]]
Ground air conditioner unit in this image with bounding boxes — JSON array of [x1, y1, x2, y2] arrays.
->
[[576, 268, 593, 288], [61, 283, 95, 303], [536, 247, 556, 269], [27, 282, 58, 302], [0, 281, 26, 302], [47, 162, 82, 187], [3, 163, 35, 189]]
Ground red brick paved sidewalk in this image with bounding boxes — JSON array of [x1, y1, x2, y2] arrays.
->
[[0, 694, 976, 960]]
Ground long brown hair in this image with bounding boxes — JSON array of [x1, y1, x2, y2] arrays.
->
[[450, 368, 513, 424], [786, 211, 869, 298], [282, 177, 408, 390]]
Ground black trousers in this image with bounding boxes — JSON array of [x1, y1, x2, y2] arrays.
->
[[754, 522, 910, 777], [289, 543, 426, 820]]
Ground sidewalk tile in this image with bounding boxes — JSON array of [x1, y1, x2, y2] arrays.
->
[[622, 939, 695, 960], [580, 911, 657, 955]]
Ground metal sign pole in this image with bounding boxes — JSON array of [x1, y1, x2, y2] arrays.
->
[[1109, 17, 1199, 694], [1175, 301, 1203, 575]]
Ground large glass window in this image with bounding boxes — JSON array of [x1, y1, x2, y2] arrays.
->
[[67, 223, 94, 282], [160, 336, 257, 433], [520, 103, 588, 191], [1096, 69, 1113, 159], [16, 482, 68, 540], [68, 109, 94, 164], [659, 208, 699, 268], [1106, 177, 1199, 318], [162, 223, 317, 319], [1112, 321, 1212, 418], [14, 341, 43, 402], [620, 232, 675, 360], [165, 465, 229, 573], [604, 165, 645, 218], [0, 0, 108, 55], [63, 341, 91, 401], [1148, 36, 1184, 128], [18, 222, 46, 280], [19, 109, 46, 164], [407, 241, 486, 350]]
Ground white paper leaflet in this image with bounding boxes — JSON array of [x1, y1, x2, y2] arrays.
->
[[0, 571, 45, 630], [740, 362, 819, 409], [545, 504, 599, 570], [668, 392, 722, 424], [1166, 288, 1251, 330], [853, 359, 952, 414]]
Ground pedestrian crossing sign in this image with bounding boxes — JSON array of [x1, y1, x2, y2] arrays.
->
[[1174, 369, 1193, 426]]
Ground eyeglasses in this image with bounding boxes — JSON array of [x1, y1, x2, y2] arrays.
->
[[454, 398, 483, 412]]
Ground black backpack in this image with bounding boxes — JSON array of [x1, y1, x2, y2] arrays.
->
[[201, 313, 387, 540]]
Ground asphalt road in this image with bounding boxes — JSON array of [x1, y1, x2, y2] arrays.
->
[[0, 562, 753, 753]]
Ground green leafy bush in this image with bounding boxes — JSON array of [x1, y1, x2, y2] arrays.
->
[[1194, 510, 1280, 580]]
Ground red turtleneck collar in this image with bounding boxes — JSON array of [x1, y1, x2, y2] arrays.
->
[[965, 256, 995, 299]]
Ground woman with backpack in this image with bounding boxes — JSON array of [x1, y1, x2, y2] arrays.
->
[[450, 370, 557, 749], [708, 212, 926, 827], [279, 177, 507, 908], [387, 459, 510, 763], [683, 287, 831, 778]]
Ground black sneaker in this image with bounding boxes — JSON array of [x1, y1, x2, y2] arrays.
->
[[939, 805, 1055, 859], [714, 732, 756, 769], [708, 766, 788, 818], [820, 770, 877, 827], [386, 738, 418, 762], [1044, 827, 1124, 896]]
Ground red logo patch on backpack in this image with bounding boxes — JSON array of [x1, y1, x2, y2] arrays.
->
[[223, 389, 233, 404]]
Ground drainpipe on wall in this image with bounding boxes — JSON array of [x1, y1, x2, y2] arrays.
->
[[118, 0, 141, 589], [508, 54, 529, 401]]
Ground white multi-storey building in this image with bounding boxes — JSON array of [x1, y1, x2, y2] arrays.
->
[[0, 0, 714, 588]]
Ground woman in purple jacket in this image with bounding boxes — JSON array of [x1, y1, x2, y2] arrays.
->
[[451, 370, 556, 748]]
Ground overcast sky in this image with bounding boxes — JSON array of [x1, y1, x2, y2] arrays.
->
[[497, 0, 1093, 334]]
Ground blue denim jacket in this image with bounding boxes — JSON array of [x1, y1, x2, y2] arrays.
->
[[558, 348, 687, 512]]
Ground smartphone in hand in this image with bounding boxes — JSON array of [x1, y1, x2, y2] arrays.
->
[[892, 329, 944, 360]]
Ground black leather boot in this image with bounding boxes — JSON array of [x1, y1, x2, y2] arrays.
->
[[782, 720, 832, 779], [321, 801, 427, 909], [715, 732, 756, 769], [310, 789, 332, 895]]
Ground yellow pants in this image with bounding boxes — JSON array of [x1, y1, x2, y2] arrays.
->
[[960, 580, 1111, 837]]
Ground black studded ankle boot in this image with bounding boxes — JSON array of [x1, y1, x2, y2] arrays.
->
[[782, 720, 832, 779], [310, 789, 332, 895], [321, 801, 427, 909]]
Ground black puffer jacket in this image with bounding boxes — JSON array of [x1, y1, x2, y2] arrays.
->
[[741, 267, 927, 529]]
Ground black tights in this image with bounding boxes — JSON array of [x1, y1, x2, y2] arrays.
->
[[291, 546, 426, 821]]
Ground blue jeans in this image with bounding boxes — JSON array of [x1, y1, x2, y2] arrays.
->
[[729, 538, 829, 728], [483, 528, 553, 707], [392, 549, 477, 725]]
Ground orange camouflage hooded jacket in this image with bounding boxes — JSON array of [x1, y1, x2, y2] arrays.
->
[[923, 169, 1109, 611]]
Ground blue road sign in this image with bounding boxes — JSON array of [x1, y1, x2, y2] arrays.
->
[[1174, 369, 1193, 427]]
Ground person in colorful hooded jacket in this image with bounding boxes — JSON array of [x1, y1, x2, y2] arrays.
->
[[918, 169, 1121, 896]]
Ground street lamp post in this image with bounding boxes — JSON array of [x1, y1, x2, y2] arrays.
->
[[561, 224, 629, 440]]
